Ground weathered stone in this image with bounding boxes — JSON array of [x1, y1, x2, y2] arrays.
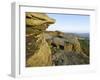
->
[[26, 33, 52, 66], [26, 12, 55, 27], [64, 43, 73, 53], [26, 12, 55, 67], [45, 31, 89, 65]]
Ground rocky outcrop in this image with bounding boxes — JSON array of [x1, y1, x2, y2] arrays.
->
[[45, 31, 82, 53], [25, 12, 89, 66], [45, 31, 89, 65], [26, 12, 55, 67]]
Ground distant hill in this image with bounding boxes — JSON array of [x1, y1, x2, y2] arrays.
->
[[74, 33, 89, 39]]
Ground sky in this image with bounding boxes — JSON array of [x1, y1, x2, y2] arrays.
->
[[46, 13, 90, 33]]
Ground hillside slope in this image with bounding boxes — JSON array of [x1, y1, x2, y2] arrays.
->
[[44, 31, 89, 65]]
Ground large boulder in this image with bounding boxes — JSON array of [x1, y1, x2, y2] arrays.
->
[[26, 12, 55, 67]]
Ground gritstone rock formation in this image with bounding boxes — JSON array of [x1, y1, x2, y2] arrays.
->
[[26, 12, 89, 67], [26, 12, 55, 67], [44, 31, 89, 65]]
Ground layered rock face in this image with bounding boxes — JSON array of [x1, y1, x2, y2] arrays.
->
[[45, 31, 89, 65], [44, 31, 82, 53], [26, 12, 55, 67]]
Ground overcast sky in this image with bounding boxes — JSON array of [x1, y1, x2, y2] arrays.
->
[[46, 13, 90, 33]]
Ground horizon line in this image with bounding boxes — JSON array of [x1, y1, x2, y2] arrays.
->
[[46, 30, 89, 33]]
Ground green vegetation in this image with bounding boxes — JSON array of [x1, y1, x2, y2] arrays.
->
[[79, 39, 89, 56]]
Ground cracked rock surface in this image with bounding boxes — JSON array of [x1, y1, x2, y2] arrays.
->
[[26, 12, 55, 67]]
